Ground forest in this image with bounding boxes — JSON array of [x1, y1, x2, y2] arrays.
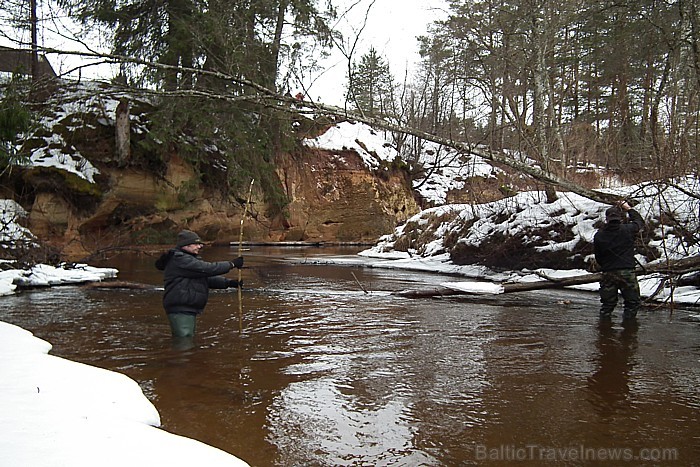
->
[[1, 0, 699, 239], [0, 1, 696, 167]]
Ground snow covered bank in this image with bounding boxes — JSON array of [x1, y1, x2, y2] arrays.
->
[[0, 198, 120, 296], [359, 177, 700, 306], [0, 263, 119, 296], [1, 263, 119, 293], [0, 247, 248, 465], [0, 320, 248, 467]]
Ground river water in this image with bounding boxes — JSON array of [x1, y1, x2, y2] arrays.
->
[[1, 246, 699, 466]]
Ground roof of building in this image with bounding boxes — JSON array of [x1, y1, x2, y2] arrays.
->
[[0, 46, 57, 78]]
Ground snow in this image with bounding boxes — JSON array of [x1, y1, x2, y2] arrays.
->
[[0, 321, 248, 467], [409, 140, 501, 204], [25, 139, 100, 183], [303, 120, 399, 168], [0, 200, 36, 248], [442, 281, 505, 295], [303, 121, 500, 204], [5, 263, 118, 288], [0, 193, 250, 466]]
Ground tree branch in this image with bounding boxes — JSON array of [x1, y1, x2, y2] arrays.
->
[[31, 45, 623, 206]]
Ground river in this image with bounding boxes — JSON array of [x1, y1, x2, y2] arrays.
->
[[1, 246, 698, 466]]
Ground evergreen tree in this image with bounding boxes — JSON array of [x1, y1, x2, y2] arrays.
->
[[347, 47, 394, 117], [56, 0, 337, 93], [0, 77, 31, 170]]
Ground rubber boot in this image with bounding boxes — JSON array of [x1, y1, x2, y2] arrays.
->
[[167, 312, 197, 337]]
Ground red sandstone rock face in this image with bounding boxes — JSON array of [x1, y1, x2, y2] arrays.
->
[[273, 149, 419, 243], [24, 146, 420, 260]]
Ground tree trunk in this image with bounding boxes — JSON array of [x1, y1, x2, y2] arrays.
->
[[115, 98, 131, 166], [30, 0, 40, 81], [531, 13, 559, 204], [393, 255, 700, 298], [268, 0, 288, 91]]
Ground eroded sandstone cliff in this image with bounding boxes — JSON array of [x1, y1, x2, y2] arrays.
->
[[22, 143, 418, 260]]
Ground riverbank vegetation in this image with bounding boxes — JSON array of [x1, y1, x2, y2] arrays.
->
[[0, 1, 698, 284]]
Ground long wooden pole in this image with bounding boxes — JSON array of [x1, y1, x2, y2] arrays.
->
[[238, 179, 255, 332]]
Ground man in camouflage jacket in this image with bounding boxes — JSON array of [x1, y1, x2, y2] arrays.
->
[[593, 201, 645, 321]]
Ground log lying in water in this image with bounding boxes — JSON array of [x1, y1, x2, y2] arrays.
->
[[81, 280, 157, 290], [394, 255, 700, 298]]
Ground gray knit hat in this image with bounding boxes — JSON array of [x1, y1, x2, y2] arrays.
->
[[176, 230, 203, 247]]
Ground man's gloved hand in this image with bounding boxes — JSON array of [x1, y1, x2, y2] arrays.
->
[[230, 256, 244, 269], [227, 279, 243, 289]]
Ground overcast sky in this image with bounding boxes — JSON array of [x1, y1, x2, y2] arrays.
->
[[1, 0, 446, 106], [305, 0, 447, 104]]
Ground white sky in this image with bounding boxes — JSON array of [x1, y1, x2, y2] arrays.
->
[[0, 0, 446, 106], [304, 0, 447, 104]]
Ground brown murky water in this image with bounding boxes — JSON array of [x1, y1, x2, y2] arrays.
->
[[1, 246, 699, 466]]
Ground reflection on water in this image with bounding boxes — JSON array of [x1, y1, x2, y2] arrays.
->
[[587, 319, 639, 414], [1, 247, 699, 466]]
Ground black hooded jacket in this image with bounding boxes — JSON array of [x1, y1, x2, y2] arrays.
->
[[155, 248, 233, 315], [593, 209, 644, 272]]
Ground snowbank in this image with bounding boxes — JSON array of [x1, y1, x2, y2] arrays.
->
[[303, 120, 398, 168], [0, 263, 118, 297], [0, 196, 118, 297], [0, 320, 248, 467], [361, 177, 700, 306], [0, 200, 35, 248]]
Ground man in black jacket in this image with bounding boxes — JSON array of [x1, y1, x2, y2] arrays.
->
[[156, 230, 244, 338], [593, 201, 645, 321]]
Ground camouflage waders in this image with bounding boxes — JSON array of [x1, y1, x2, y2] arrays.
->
[[599, 269, 641, 320]]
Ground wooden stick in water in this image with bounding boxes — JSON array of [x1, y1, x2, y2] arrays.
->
[[352, 271, 369, 294], [238, 179, 255, 332]]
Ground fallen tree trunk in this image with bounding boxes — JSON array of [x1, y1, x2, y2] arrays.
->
[[81, 280, 157, 290], [394, 255, 700, 298]]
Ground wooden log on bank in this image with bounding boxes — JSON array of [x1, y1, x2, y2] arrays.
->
[[239, 241, 323, 247], [394, 255, 700, 299]]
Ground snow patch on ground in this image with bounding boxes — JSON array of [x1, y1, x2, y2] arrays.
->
[[0, 321, 249, 467]]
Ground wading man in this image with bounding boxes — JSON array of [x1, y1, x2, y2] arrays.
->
[[156, 230, 244, 338], [593, 201, 645, 321]]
